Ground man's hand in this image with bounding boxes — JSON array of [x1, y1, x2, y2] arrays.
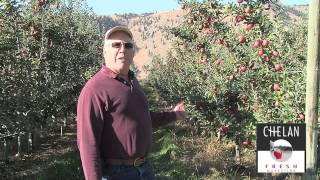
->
[[173, 103, 186, 121]]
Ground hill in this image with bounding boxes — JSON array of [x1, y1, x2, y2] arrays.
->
[[98, 5, 308, 80]]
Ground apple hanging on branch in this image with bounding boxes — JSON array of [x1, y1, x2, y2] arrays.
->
[[240, 65, 247, 73], [242, 139, 250, 148], [275, 63, 282, 72], [238, 35, 247, 43], [273, 84, 280, 91]]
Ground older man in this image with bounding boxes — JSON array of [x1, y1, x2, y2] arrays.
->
[[77, 26, 186, 180]]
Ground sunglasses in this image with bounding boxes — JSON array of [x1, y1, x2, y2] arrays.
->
[[111, 42, 134, 49]]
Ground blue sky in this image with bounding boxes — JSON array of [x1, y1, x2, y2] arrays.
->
[[87, 0, 310, 16]]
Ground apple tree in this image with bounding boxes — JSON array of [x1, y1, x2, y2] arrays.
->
[[147, 0, 307, 149], [0, 0, 102, 136]]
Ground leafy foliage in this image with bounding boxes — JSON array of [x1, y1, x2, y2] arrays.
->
[[147, 0, 307, 148], [0, 0, 102, 135]]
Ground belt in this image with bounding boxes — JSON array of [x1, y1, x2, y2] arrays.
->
[[105, 157, 146, 167]]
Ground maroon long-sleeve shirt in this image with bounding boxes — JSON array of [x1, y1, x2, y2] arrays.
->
[[77, 66, 176, 180]]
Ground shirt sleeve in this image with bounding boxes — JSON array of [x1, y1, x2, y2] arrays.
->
[[77, 86, 105, 180], [150, 111, 177, 128]]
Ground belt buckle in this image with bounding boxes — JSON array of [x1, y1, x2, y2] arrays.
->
[[133, 157, 144, 167]]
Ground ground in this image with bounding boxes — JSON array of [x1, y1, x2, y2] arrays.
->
[[0, 85, 306, 180]]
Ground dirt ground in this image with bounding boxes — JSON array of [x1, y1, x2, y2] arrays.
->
[[0, 124, 78, 180]]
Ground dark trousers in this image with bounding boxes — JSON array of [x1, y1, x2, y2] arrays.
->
[[101, 161, 155, 180]]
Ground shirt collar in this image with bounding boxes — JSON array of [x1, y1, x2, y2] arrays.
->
[[101, 65, 135, 80]]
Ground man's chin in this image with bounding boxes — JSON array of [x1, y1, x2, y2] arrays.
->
[[116, 58, 128, 63], [117, 58, 133, 64], [115, 63, 130, 70]]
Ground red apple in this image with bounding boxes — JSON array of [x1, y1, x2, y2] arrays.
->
[[245, 6, 253, 14], [203, 23, 209, 29], [215, 58, 221, 65], [253, 40, 261, 48], [220, 126, 229, 134], [249, 63, 254, 69], [264, 3, 271, 10], [237, 0, 244, 3], [262, 39, 270, 47], [272, 50, 279, 57], [212, 20, 218, 26], [239, 35, 246, 43], [298, 113, 305, 121], [246, 23, 254, 30], [206, 29, 213, 35], [240, 65, 247, 72], [236, 15, 245, 22], [217, 38, 224, 45], [205, 16, 212, 22], [242, 139, 250, 148], [258, 49, 264, 57], [273, 84, 280, 91], [263, 55, 270, 62], [229, 75, 236, 81], [241, 95, 247, 102], [181, 3, 186, 10], [275, 63, 282, 72]]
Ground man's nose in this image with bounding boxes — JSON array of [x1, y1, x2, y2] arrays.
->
[[118, 43, 126, 52]]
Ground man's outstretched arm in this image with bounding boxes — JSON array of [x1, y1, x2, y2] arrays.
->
[[150, 103, 186, 128]]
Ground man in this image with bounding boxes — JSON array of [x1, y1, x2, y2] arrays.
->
[[77, 26, 186, 180]]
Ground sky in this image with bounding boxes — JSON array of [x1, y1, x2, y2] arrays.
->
[[87, 0, 310, 16]]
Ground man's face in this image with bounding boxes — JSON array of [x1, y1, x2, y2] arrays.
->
[[103, 31, 135, 73]]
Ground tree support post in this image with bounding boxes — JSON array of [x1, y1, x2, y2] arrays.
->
[[304, 0, 320, 178]]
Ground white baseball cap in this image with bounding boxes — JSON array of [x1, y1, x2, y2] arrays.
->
[[105, 26, 133, 40]]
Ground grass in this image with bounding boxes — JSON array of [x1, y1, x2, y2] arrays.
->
[[14, 127, 202, 180], [151, 128, 200, 180], [36, 151, 84, 180], [26, 127, 201, 180], [4, 83, 318, 179]]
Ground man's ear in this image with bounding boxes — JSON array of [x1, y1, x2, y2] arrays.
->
[[102, 44, 107, 64], [133, 42, 137, 56]]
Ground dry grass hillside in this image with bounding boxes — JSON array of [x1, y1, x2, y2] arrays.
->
[[128, 10, 184, 79], [103, 5, 308, 80]]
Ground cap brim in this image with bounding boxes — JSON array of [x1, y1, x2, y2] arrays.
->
[[105, 26, 133, 40]]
